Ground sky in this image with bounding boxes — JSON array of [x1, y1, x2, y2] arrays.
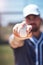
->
[[0, 0, 43, 26]]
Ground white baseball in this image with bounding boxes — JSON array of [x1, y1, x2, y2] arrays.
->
[[18, 24, 32, 37]]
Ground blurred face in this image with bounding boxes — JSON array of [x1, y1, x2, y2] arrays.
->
[[25, 14, 41, 32]]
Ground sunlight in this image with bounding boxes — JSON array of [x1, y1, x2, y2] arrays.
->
[[0, 0, 5, 12]]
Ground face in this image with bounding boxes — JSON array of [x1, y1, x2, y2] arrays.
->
[[25, 14, 42, 32]]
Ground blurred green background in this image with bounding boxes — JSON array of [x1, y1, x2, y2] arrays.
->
[[0, 24, 15, 65], [0, 45, 14, 65]]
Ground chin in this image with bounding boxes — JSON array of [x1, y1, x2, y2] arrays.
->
[[31, 28, 39, 32]]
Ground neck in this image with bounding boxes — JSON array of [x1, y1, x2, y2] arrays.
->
[[32, 30, 41, 38]]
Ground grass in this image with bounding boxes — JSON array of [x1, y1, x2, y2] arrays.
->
[[0, 45, 15, 65]]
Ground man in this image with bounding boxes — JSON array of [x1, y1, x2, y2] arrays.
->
[[9, 4, 43, 65]]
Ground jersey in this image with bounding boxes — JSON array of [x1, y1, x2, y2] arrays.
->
[[13, 32, 43, 65]]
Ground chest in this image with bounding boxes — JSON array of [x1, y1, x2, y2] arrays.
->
[[24, 39, 43, 65]]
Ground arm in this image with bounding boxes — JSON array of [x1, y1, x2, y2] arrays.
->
[[9, 22, 32, 48], [9, 34, 24, 49]]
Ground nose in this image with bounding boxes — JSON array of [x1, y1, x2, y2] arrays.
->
[[29, 19, 35, 23]]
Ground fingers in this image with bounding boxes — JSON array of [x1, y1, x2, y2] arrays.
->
[[13, 24, 20, 33], [13, 22, 26, 36], [13, 21, 26, 33], [13, 22, 32, 41], [14, 32, 32, 41], [26, 25, 32, 32]]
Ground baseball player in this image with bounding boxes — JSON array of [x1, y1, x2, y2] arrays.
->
[[9, 4, 43, 65]]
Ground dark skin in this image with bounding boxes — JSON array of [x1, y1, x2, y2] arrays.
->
[[25, 14, 42, 39]]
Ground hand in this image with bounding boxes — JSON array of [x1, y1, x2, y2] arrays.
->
[[9, 34, 24, 48], [13, 21, 32, 40]]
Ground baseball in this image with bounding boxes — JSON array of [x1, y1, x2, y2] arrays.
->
[[18, 24, 32, 37]]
